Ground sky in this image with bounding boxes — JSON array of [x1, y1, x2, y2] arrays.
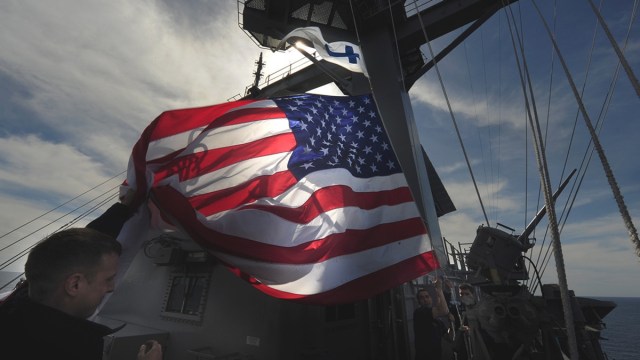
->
[[0, 0, 638, 297]]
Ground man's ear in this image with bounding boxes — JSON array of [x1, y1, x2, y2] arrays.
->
[[64, 273, 83, 296]]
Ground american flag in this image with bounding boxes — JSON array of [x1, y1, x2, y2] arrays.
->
[[128, 93, 439, 304]]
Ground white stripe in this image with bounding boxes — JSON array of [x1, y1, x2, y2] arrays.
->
[[146, 126, 207, 161], [197, 201, 423, 247], [204, 169, 410, 221], [212, 234, 432, 294], [180, 118, 291, 156], [145, 100, 279, 161], [174, 152, 292, 196], [228, 99, 277, 111]]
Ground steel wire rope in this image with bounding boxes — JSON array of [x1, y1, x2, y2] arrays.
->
[[462, 42, 492, 222], [586, 0, 640, 98], [0, 191, 120, 290], [533, 3, 637, 292], [410, 0, 491, 227], [0, 188, 120, 270], [531, 0, 640, 260], [0, 180, 123, 254], [503, 2, 579, 358], [529, 0, 605, 289], [0, 170, 126, 241]]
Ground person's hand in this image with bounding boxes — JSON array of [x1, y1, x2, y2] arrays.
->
[[137, 340, 162, 360]]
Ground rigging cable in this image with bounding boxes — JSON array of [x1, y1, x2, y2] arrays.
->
[[503, 2, 579, 359], [531, 0, 606, 288], [533, 0, 639, 293], [530, 0, 599, 289], [0, 170, 125, 241], [586, 0, 640, 98], [527, 0, 558, 285], [531, 0, 640, 258], [0, 187, 120, 271], [409, 0, 491, 227]]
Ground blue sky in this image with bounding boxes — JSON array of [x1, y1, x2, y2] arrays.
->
[[0, 0, 638, 297]]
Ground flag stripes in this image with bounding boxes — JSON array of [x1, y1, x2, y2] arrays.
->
[[128, 93, 438, 304]]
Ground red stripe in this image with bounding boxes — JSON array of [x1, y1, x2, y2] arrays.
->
[[230, 251, 440, 305], [227, 185, 414, 223], [188, 171, 299, 215], [152, 185, 427, 264], [146, 100, 253, 140], [145, 106, 288, 165], [151, 132, 296, 185]]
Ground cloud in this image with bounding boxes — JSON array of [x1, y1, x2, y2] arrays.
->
[[0, 135, 118, 197], [0, 1, 274, 169]]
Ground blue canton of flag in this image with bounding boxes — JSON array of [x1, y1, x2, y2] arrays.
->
[[274, 94, 400, 180]]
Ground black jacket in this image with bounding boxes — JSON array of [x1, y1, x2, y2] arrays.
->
[[0, 294, 117, 360]]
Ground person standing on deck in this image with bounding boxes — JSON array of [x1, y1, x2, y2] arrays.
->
[[413, 278, 450, 360]]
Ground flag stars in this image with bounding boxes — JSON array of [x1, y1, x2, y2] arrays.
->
[[305, 113, 314, 122], [277, 95, 400, 179]]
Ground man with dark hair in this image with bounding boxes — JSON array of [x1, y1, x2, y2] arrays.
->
[[413, 278, 450, 360], [0, 205, 162, 360]]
